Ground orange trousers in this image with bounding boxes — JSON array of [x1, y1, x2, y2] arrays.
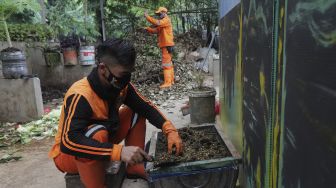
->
[[161, 47, 173, 70], [53, 106, 146, 188]]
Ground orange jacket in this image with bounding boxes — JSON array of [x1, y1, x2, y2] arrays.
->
[[145, 15, 175, 48], [49, 68, 170, 160], [48, 78, 128, 160]]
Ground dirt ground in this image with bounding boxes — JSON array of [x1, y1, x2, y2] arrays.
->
[[0, 98, 190, 188], [0, 138, 63, 188]]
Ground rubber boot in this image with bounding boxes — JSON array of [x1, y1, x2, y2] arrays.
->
[[171, 66, 175, 84], [160, 69, 172, 88]]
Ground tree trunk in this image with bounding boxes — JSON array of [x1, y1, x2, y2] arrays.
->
[[95, 3, 103, 43], [182, 16, 186, 33], [176, 15, 179, 35], [206, 15, 211, 38], [99, 0, 106, 41], [38, 0, 46, 24], [84, 0, 88, 42], [2, 18, 12, 48]]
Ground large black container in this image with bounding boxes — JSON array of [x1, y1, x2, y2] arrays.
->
[[189, 87, 216, 124], [146, 125, 241, 188], [1, 50, 28, 79]]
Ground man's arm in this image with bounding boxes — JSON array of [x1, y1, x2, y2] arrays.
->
[[124, 83, 167, 129], [124, 84, 183, 155], [145, 15, 170, 28], [145, 27, 158, 34], [60, 94, 121, 161], [124, 83, 183, 155]]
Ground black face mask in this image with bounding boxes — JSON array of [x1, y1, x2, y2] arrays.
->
[[159, 13, 165, 19], [105, 66, 131, 90]]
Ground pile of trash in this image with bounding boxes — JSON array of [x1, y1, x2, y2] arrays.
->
[[129, 30, 203, 104], [0, 107, 61, 147], [175, 29, 203, 52]]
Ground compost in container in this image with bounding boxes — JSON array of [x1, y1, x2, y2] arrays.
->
[[154, 126, 231, 167]]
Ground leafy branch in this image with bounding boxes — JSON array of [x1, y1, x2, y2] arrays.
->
[[46, 0, 100, 44], [0, 0, 40, 47]]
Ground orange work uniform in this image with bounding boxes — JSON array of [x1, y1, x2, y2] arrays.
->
[[146, 15, 175, 87], [49, 68, 169, 187], [145, 15, 175, 48], [146, 15, 174, 69]]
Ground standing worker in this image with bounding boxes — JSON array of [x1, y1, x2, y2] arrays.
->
[[48, 39, 183, 188], [144, 7, 175, 88]]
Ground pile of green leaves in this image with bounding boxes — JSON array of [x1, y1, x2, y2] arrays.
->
[[0, 23, 53, 42], [16, 107, 61, 144], [0, 123, 20, 148]]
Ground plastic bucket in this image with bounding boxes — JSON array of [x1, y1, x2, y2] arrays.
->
[[1, 50, 28, 79], [63, 47, 78, 66], [79, 46, 95, 66], [189, 87, 216, 124]]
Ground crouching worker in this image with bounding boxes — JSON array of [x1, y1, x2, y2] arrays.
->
[[48, 39, 183, 188]]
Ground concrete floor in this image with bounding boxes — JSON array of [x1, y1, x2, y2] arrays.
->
[[0, 98, 190, 188]]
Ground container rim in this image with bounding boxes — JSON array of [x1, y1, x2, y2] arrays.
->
[[189, 87, 216, 98]]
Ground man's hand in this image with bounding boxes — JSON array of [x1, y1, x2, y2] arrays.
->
[[167, 131, 183, 155], [120, 146, 152, 166], [136, 27, 147, 33], [144, 11, 149, 18], [162, 121, 183, 156], [142, 27, 149, 33]]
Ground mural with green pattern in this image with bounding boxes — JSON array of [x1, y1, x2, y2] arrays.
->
[[219, 0, 336, 187]]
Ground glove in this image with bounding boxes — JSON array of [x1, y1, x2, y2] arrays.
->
[[111, 144, 123, 161], [162, 121, 183, 156], [144, 27, 150, 32]]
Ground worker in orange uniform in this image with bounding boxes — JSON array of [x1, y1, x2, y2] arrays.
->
[[144, 7, 175, 88], [49, 39, 183, 188]]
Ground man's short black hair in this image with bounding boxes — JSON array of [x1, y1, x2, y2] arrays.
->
[[96, 38, 136, 68]]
